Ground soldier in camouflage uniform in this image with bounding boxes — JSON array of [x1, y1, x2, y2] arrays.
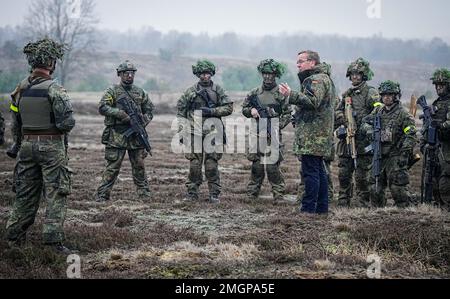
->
[[335, 58, 381, 207], [242, 59, 292, 204], [420, 68, 450, 211], [5, 38, 75, 252], [177, 60, 233, 203], [361, 81, 417, 208], [94, 61, 154, 202], [280, 50, 336, 214], [0, 111, 4, 145]]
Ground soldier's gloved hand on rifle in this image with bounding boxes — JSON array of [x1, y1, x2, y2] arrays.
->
[[336, 125, 347, 140], [117, 110, 131, 123], [431, 119, 442, 129], [143, 115, 151, 127], [398, 150, 410, 168], [201, 107, 214, 117]]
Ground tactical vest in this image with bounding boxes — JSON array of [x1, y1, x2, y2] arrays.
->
[[18, 78, 59, 133], [379, 104, 403, 156], [190, 85, 219, 111]]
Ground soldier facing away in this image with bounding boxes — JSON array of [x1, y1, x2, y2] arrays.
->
[[177, 60, 233, 203], [361, 81, 417, 208], [419, 68, 450, 211], [94, 61, 154, 202], [5, 38, 75, 253], [242, 59, 292, 204], [335, 58, 381, 207]]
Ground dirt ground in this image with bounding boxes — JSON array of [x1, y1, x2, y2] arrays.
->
[[0, 93, 449, 279]]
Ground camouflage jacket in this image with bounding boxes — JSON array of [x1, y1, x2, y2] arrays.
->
[[242, 85, 292, 141], [362, 102, 417, 157], [335, 82, 380, 157], [288, 63, 337, 157], [420, 94, 450, 162], [99, 84, 154, 149], [177, 82, 233, 137], [10, 72, 75, 144]]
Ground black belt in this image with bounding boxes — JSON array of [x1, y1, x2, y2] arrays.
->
[[24, 134, 64, 141]]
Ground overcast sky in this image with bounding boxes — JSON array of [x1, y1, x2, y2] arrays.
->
[[1, 0, 449, 41]]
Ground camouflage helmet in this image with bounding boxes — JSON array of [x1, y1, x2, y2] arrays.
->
[[430, 68, 450, 85], [192, 60, 216, 77], [257, 59, 287, 78], [116, 60, 137, 75], [23, 38, 66, 69], [378, 80, 402, 99], [346, 57, 374, 81]]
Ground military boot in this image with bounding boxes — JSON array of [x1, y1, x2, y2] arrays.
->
[[209, 194, 220, 204], [183, 193, 199, 202], [45, 243, 75, 255], [137, 188, 152, 201], [94, 193, 109, 203]]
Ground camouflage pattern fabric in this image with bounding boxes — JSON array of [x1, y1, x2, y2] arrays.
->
[[362, 102, 417, 208], [420, 89, 450, 211], [257, 59, 287, 78], [96, 148, 150, 200], [335, 82, 381, 207], [177, 81, 233, 199], [95, 84, 153, 200], [242, 85, 292, 200], [6, 72, 75, 245], [192, 60, 216, 77], [23, 38, 66, 68], [346, 57, 374, 81], [289, 63, 337, 158]]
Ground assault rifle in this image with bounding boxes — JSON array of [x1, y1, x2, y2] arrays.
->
[[345, 97, 358, 168], [248, 94, 280, 144], [196, 89, 227, 144], [117, 96, 152, 154], [417, 95, 438, 203]]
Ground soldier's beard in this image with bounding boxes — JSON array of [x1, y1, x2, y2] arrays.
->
[[122, 79, 134, 86], [263, 79, 277, 90], [351, 79, 364, 87], [199, 79, 212, 87], [437, 85, 449, 97]]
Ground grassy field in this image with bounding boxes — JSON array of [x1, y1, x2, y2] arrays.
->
[[0, 93, 448, 279]]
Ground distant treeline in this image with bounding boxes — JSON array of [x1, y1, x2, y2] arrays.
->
[[1, 26, 449, 67]]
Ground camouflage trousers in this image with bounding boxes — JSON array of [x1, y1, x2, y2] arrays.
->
[[6, 137, 71, 244], [431, 157, 450, 211], [337, 155, 371, 207], [185, 152, 222, 198], [246, 146, 285, 200], [369, 154, 414, 208], [96, 147, 150, 200]]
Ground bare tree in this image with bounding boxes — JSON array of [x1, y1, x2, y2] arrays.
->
[[23, 0, 99, 85]]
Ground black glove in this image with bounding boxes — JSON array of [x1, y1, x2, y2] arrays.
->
[[336, 126, 347, 140], [431, 119, 442, 129], [117, 110, 131, 123], [201, 107, 214, 117], [0, 136, 4, 146], [398, 151, 410, 168]]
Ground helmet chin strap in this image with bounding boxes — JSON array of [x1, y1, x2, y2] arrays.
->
[[46, 60, 56, 75]]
